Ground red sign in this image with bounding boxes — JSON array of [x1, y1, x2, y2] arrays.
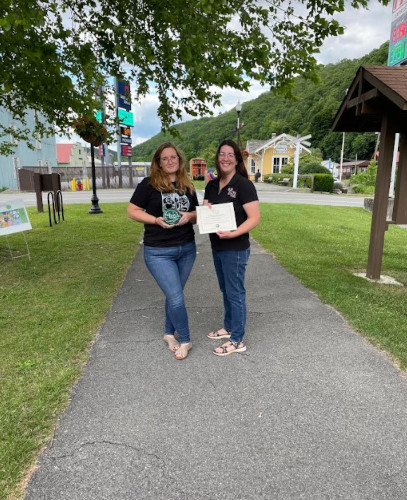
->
[[121, 145, 132, 157]]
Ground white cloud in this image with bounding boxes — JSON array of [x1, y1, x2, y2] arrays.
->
[[316, 3, 392, 65]]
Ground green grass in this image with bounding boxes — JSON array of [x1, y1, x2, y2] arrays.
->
[[192, 180, 205, 190], [0, 204, 142, 500], [252, 204, 407, 369], [2, 201, 407, 499]]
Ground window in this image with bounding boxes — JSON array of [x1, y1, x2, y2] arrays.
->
[[250, 158, 256, 174], [37, 159, 43, 167], [35, 137, 42, 149], [273, 156, 289, 173]]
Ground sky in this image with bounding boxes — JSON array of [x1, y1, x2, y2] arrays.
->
[[61, 1, 393, 147]]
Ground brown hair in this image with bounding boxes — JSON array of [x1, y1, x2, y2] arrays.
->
[[149, 142, 195, 193], [215, 140, 248, 179]]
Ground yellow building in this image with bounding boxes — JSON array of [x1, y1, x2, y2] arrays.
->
[[245, 133, 311, 181]]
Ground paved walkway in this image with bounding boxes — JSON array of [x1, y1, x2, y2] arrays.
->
[[25, 232, 407, 499]]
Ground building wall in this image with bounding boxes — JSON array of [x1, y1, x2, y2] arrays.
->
[[70, 143, 88, 168], [0, 108, 57, 189], [247, 144, 296, 180]]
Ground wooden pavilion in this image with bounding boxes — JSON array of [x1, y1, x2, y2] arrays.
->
[[332, 65, 407, 279]]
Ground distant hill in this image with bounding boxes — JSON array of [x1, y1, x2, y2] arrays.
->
[[132, 43, 388, 163]]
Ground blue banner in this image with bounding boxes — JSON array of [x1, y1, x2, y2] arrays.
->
[[117, 80, 131, 110]]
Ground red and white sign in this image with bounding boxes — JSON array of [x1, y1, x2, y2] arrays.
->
[[393, 0, 407, 20], [121, 145, 132, 157]]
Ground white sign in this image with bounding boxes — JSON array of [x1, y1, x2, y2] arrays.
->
[[196, 203, 237, 234], [0, 199, 32, 236]]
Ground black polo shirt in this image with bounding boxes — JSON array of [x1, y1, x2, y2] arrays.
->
[[130, 177, 198, 247], [204, 173, 258, 251]]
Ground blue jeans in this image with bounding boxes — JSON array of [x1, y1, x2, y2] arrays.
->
[[212, 248, 250, 343], [144, 241, 196, 344]]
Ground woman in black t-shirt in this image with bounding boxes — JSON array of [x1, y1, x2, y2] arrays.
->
[[204, 140, 260, 356], [127, 142, 198, 360]]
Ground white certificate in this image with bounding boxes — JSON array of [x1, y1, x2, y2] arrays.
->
[[196, 203, 237, 234]]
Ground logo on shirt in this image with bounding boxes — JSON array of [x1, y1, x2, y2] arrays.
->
[[227, 187, 237, 199], [161, 192, 190, 212]]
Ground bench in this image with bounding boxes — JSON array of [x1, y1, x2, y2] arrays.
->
[[278, 178, 290, 186]]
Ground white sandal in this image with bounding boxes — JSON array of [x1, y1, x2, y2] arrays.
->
[[163, 335, 180, 353], [175, 343, 192, 360]]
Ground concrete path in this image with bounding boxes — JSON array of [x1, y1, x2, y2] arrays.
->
[[25, 232, 407, 499]]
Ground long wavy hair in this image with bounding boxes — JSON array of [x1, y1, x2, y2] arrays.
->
[[149, 142, 195, 193], [215, 140, 248, 180]]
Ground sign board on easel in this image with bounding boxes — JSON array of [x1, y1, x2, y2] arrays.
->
[[0, 200, 32, 236]]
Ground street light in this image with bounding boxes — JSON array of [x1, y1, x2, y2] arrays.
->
[[89, 145, 103, 214], [236, 100, 242, 149]]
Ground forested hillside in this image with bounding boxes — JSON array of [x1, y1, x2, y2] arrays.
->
[[132, 43, 388, 163]]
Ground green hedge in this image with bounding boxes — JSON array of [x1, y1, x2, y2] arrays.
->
[[313, 174, 334, 192]]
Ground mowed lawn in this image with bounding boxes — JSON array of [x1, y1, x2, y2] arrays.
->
[[253, 204, 407, 370], [1, 203, 143, 499], [1, 201, 407, 499]]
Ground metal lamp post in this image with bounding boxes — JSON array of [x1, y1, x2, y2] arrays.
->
[[236, 100, 242, 149], [89, 144, 103, 214]]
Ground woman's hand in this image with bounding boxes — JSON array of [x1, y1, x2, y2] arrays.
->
[[176, 211, 196, 226], [155, 216, 175, 229], [216, 230, 235, 239]]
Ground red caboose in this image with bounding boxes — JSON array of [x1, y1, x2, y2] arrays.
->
[[189, 158, 207, 180]]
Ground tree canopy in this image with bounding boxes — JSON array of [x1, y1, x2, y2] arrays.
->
[[0, 0, 389, 154], [133, 42, 389, 164]]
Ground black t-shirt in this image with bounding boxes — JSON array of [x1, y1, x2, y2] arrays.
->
[[204, 173, 258, 251], [130, 177, 199, 247]]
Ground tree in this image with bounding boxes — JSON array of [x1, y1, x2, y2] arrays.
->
[[0, 0, 390, 154]]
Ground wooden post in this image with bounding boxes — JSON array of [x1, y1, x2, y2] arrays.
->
[[366, 115, 395, 279], [33, 173, 44, 213], [51, 173, 61, 212], [392, 132, 407, 224]]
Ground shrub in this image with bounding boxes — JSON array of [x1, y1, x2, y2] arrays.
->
[[281, 164, 294, 174], [351, 184, 375, 194], [349, 160, 377, 188], [313, 174, 334, 192], [298, 176, 312, 188], [263, 174, 293, 185], [299, 163, 331, 175]]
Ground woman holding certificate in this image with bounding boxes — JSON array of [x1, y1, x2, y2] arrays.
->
[[204, 139, 260, 356], [127, 142, 198, 360]]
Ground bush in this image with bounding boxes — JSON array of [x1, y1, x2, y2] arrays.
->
[[281, 164, 294, 174], [299, 163, 331, 175], [263, 174, 293, 185], [313, 174, 334, 192], [351, 184, 375, 194], [349, 160, 377, 188], [297, 176, 312, 189]]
